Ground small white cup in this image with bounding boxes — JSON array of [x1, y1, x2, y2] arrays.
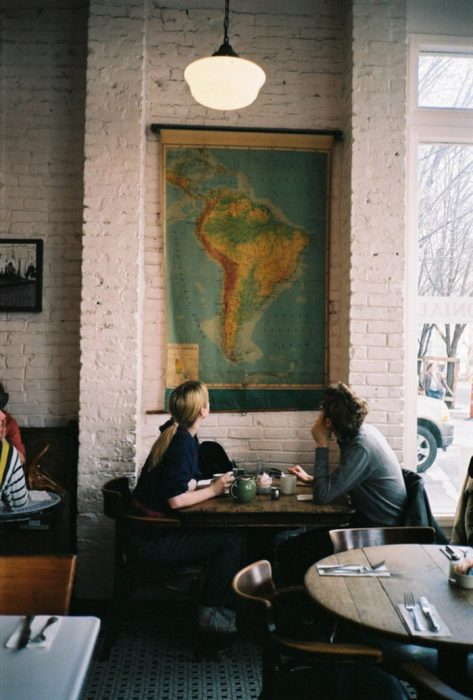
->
[[449, 561, 473, 589], [280, 474, 297, 495]]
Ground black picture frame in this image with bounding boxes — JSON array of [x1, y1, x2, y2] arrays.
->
[[0, 239, 43, 312]]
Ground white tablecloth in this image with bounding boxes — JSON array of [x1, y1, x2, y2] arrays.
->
[[0, 615, 100, 700]]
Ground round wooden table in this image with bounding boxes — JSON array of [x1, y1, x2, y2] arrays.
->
[[305, 543, 473, 691]]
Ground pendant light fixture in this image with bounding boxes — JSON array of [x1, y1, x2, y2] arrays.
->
[[184, 0, 266, 111]]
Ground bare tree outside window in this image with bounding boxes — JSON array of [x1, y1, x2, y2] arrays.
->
[[417, 55, 473, 396]]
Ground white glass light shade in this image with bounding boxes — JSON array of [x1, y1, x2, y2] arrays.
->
[[184, 55, 266, 111]]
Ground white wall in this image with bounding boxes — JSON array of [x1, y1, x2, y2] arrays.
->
[[0, 0, 87, 426], [140, 0, 347, 469], [77, 0, 411, 598]]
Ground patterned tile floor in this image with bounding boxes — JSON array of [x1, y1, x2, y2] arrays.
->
[[81, 604, 417, 700], [83, 615, 262, 700]]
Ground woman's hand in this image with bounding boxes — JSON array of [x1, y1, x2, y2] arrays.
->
[[287, 465, 313, 483], [210, 471, 234, 497], [168, 471, 235, 509]]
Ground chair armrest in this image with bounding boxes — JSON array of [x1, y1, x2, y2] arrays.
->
[[124, 513, 181, 527], [272, 635, 383, 664], [268, 585, 305, 601], [400, 662, 472, 700]]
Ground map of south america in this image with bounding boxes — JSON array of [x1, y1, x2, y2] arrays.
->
[[196, 192, 310, 362], [164, 144, 328, 404]]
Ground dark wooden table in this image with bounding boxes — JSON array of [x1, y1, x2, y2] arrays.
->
[[178, 482, 354, 528], [305, 544, 473, 691]]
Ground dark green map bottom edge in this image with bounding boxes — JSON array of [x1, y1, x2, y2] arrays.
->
[[164, 388, 323, 412]]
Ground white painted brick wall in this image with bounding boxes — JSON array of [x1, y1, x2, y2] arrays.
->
[[78, 0, 147, 596], [0, 0, 87, 426]]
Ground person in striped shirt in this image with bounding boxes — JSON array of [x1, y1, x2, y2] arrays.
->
[[0, 411, 29, 509]]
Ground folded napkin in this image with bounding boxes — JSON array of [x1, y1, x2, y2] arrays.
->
[[317, 564, 391, 577], [196, 479, 212, 488], [5, 615, 62, 649], [28, 490, 53, 503], [397, 603, 451, 637]]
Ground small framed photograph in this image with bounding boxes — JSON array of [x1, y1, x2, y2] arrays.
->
[[0, 239, 43, 312]]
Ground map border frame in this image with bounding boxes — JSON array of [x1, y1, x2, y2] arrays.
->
[[160, 128, 334, 412]]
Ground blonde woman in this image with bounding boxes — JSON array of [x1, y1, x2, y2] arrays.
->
[[131, 380, 243, 634]]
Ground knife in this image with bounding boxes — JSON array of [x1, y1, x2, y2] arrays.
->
[[318, 564, 365, 571], [17, 614, 34, 649], [445, 545, 461, 561], [318, 560, 386, 573], [419, 597, 440, 632]]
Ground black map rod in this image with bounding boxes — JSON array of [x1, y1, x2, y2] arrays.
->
[[150, 123, 343, 141]]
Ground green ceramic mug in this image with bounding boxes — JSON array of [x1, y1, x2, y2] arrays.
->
[[230, 477, 256, 503]]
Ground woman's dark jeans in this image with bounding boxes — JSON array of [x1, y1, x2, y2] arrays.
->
[[126, 525, 245, 607]]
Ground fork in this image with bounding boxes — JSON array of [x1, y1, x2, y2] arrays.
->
[[30, 616, 58, 644], [404, 592, 421, 631]]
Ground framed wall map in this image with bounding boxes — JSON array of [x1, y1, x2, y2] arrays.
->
[[159, 128, 333, 411]]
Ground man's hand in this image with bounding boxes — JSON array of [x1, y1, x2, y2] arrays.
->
[[0, 411, 6, 441], [311, 412, 331, 447]]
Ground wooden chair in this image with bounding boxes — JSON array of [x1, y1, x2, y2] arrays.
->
[[329, 526, 436, 553], [400, 662, 472, 700], [231, 559, 397, 700], [0, 554, 76, 614], [102, 477, 206, 654]]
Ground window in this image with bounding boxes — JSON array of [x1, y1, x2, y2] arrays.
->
[[408, 36, 473, 518], [418, 53, 473, 109]]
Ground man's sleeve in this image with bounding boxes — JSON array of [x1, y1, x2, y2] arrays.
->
[[312, 443, 371, 504]]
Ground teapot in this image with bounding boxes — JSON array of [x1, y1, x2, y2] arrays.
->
[[230, 477, 256, 504]]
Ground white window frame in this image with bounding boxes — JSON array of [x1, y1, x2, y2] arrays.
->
[[406, 34, 473, 520]]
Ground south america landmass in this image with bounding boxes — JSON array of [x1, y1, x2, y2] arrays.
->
[[165, 148, 313, 366]]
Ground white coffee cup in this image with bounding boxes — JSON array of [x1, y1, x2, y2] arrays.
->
[[280, 474, 297, 495]]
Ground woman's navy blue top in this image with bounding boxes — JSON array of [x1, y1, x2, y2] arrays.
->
[[133, 425, 202, 513]]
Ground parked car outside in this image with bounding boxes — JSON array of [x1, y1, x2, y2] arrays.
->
[[417, 395, 455, 473]]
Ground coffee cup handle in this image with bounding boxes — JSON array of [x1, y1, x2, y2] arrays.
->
[[230, 481, 238, 500]]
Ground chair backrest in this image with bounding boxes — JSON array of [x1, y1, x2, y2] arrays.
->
[[102, 476, 181, 527], [103, 476, 133, 519], [329, 526, 436, 553], [402, 469, 448, 544], [0, 554, 76, 615], [232, 559, 276, 639]]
